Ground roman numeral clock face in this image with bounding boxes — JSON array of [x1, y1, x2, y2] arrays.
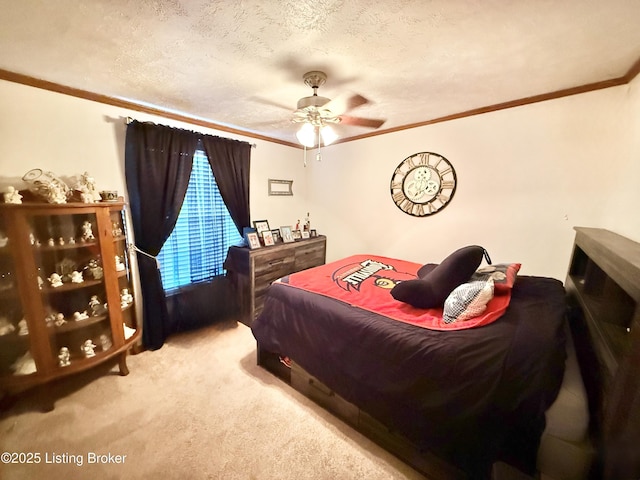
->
[[390, 152, 457, 217]]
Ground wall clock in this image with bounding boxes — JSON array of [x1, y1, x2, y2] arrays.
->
[[390, 152, 457, 217]]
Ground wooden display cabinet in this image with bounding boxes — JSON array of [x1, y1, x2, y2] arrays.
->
[[0, 200, 140, 407]]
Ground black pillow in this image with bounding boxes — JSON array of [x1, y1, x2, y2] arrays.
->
[[417, 263, 438, 278], [391, 245, 486, 308]]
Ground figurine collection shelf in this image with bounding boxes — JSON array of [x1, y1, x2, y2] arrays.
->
[[0, 200, 140, 406]]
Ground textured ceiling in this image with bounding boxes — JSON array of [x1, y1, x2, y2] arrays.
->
[[1, 1, 640, 146]]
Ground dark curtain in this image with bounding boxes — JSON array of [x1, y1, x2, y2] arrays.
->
[[124, 121, 199, 350], [200, 135, 251, 234]]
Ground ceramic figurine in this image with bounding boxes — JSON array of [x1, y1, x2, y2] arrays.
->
[[11, 351, 36, 375], [0, 232, 8, 248], [44, 313, 56, 326], [0, 317, 15, 336], [89, 295, 106, 316], [120, 288, 133, 308], [73, 311, 89, 321], [115, 255, 125, 271], [54, 313, 67, 327], [58, 347, 71, 367], [86, 259, 103, 279], [48, 272, 63, 287], [3, 186, 23, 204], [112, 221, 123, 237], [81, 221, 95, 241], [18, 318, 28, 336], [47, 238, 55, 247], [76, 171, 98, 203], [68, 237, 75, 245], [81, 339, 97, 358], [70, 270, 83, 283], [48, 273, 63, 288], [99, 334, 112, 351]]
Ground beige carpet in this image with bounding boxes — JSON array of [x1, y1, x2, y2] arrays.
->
[[0, 320, 426, 480]]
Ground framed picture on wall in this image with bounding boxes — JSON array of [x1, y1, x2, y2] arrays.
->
[[280, 226, 295, 243]]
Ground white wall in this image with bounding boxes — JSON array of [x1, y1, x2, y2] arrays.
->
[[309, 82, 639, 281], [0, 79, 307, 232], [1, 77, 638, 282]]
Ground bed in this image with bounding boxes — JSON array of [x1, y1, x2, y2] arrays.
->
[[251, 248, 591, 479]]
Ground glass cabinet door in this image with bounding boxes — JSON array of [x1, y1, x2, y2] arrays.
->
[[110, 208, 137, 341], [0, 217, 34, 376], [30, 211, 114, 370]]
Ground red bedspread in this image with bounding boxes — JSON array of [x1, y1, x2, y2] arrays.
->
[[279, 254, 512, 330]]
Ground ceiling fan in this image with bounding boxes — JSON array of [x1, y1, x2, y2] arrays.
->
[[291, 71, 386, 148]]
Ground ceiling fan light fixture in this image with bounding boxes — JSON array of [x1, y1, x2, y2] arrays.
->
[[320, 125, 338, 146], [296, 122, 316, 148]]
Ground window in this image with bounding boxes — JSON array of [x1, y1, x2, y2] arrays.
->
[[157, 150, 243, 292]]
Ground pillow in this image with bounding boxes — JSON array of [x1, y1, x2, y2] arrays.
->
[[443, 278, 495, 324], [391, 245, 486, 308], [416, 263, 438, 278], [471, 263, 521, 294]]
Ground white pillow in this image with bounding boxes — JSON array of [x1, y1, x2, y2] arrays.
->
[[443, 278, 494, 323]]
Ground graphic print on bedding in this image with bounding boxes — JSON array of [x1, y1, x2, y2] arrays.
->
[[332, 258, 415, 292], [279, 254, 513, 331]]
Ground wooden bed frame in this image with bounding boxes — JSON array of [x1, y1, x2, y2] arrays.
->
[[256, 227, 640, 479], [256, 346, 467, 479]]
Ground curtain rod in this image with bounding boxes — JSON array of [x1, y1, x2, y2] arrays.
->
[[124, 116, 257, 148]]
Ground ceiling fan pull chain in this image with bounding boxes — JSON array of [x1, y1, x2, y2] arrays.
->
[[316, 128, 322, 162]]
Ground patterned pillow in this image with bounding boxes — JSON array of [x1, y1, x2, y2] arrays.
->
[[471, 263, 520, 294], [443, 278, 495, 324]]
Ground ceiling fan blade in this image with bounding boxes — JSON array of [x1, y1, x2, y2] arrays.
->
[[323, 93, 369, 115], [339, 115, 386, 129]]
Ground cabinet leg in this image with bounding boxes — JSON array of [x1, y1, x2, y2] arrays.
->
[[118, 353, 130, 376]]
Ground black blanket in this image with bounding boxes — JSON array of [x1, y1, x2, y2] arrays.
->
[[252, 275, 567, 477]]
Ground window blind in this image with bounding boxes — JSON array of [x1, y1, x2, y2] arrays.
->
[[157, 150, 242, 292]]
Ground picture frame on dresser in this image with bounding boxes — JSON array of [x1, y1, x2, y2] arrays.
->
[[280, 226, 294, 243], [262, 230, 275, 246], [245, 232, 261, 249], [253, 220, 270, 236]]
